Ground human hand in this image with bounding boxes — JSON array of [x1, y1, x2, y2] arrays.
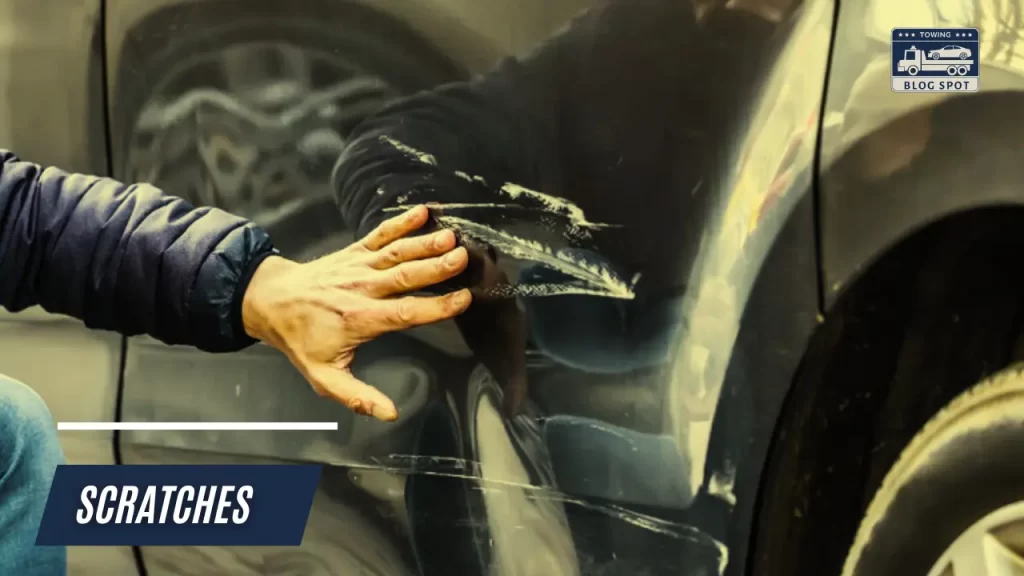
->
[[240, 205, 472, 421]]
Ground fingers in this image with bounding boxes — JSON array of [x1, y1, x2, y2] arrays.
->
[[310, 367, 399, 421], [372, 246, 469, 296], [375, 289, 473, 331], [359, 205, 429, 251], [370, 229, 457, 269]]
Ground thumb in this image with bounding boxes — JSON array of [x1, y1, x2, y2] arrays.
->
[[310, 366, 399, 422]]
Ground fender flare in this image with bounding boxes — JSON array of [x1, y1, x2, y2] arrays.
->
[[819, 78, 1024, 308]]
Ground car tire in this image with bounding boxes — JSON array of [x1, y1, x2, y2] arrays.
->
[[841, 365, 1024, 576], [960, 52, 969, 59]]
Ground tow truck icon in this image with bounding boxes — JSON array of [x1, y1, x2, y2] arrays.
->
[[898, 45, 974, 76]]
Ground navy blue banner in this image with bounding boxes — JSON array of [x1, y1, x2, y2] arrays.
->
[[36, 465, 321, 546], [890, 28, 980, 93]]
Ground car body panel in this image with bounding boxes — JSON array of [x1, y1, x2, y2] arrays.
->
[[105, 0, 834, 573], [0, 0, 138, 571], [105, 0, 594, 94], [820, 0, 1024, 307]]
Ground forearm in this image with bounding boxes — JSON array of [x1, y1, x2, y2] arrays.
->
[[0, 151, 276, 352]]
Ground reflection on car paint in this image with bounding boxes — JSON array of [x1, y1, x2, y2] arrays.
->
[[378, 136, 640, 299], [125, 41, 399, 247], [111, 0, 832, 574], [667, 0, 832, 502]]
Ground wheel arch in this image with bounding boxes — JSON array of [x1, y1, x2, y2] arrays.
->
[[820, 88, 1024, 308], [745, 81, 1024, 574]]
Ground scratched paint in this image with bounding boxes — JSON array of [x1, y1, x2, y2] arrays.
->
[[707, 461, 738, 507], [341, 452, 729, 573], [437, 216, 638, 299], [377, 136, 639, 299], [379, 135, 437, 165]]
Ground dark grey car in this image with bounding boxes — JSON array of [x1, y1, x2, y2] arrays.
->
[[2, 0, 1024, 575]]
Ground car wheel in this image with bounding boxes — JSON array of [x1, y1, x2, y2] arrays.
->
[[112, 2, 464, 258], [960, 52, 969, 59], [841, 366, 1024, 576], [947, 66, 957, 76], [908, 66, 920, 76]]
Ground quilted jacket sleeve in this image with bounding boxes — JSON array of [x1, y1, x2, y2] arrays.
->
[[0, 151, 277, 352]]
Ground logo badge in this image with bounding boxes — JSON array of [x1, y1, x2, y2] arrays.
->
[[891, 28, 979, 93]]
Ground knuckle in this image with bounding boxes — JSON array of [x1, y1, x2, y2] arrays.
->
[[393, 266, 413, 289], [395, 299, 416, 325], [423, 233, 442, 251], [345, 397, 365, 414], [384, 246, 403, 265], [334, 275, 359, 291], [342, 307, 367, 326]]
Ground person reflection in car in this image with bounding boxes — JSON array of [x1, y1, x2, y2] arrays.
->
[[333, 0, 790, 409], [331, 3, 794, 562]]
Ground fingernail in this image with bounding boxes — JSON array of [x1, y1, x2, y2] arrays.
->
[[371, 404, 397, 421], [452, 289, 472, 306], [445, 247, 465, 268], [434, 230, 452, 249]]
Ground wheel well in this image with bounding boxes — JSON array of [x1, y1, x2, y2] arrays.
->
[[750, 205, 1024, 576], [821, 91, 1024, 305]]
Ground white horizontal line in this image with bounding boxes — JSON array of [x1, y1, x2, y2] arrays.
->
[[57, 422, 339, 431]]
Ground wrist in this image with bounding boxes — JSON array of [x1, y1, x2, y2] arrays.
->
[[241, 254, 293, 342]]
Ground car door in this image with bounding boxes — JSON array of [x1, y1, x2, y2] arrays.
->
[[0, 0, 138, 572], [104, 0, 592, 573]]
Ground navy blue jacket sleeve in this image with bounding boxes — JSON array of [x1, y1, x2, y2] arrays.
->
[[0, 151, 277, 352]]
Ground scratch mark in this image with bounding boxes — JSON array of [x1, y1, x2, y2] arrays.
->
[[707, 461, 737, 507], [373, 138, 640, 299], [380, 135, 437, 165], [344, 454, 729, 573], [498, 182, 617, 232], [436, 216, 638, 299], [382, 202, 521, 212]]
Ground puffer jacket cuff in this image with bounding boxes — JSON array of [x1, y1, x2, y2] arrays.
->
[[188, 224, 277, 353]]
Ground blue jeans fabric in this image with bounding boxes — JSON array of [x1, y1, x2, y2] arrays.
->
[[0, 375, 65, 575]]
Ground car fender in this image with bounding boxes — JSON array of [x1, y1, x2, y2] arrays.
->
[[819, 0, 1024, 304]]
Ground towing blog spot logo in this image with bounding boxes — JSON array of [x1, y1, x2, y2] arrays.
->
[[891, 28, 980, 93]]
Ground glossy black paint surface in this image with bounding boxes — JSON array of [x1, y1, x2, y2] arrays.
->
[[819, 0, 1024, 307], [105, 0, 830, 574]]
